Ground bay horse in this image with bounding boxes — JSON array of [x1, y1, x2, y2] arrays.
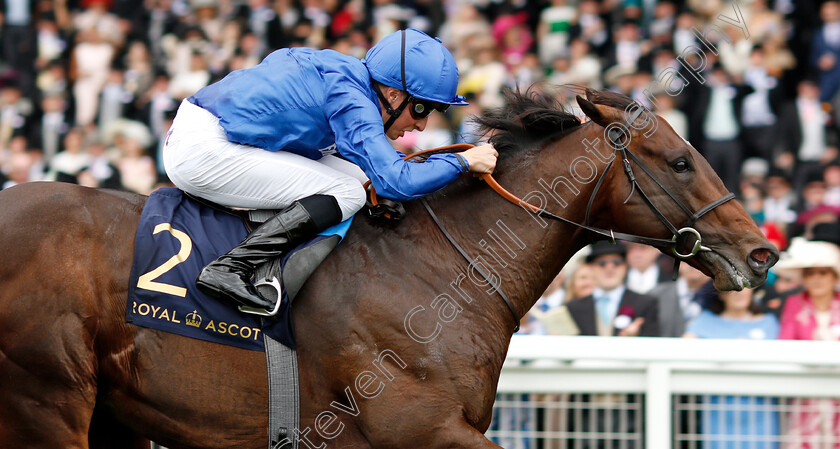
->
[[0, 89, 776, 448]]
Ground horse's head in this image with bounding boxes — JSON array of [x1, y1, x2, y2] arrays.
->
[[576, 88, 778, 290]]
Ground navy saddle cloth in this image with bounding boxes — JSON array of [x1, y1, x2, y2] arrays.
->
[[126, 188, 350, 351]]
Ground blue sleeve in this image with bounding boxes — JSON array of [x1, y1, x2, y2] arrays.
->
[[322, 75, 465, 201]]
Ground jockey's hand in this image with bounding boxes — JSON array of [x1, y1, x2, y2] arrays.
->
[[460, 144, 498, 175]]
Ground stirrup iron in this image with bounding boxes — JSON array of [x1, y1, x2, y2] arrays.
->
[[238, 276, 283, 316]]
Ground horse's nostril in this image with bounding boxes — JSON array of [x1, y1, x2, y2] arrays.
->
[[750, 247, 776, 266]]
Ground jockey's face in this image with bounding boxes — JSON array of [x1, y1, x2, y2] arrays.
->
[[380, 87, 428, 140]]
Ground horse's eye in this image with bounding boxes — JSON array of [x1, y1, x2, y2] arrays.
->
[[673, 160, 689, 173]]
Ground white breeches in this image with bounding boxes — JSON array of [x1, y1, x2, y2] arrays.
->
[[163, 100, 368, 221]]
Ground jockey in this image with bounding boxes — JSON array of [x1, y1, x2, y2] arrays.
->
[[162, 28, 498, 312]]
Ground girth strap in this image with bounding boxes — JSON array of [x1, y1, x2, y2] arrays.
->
[[420, 198, 521, 332]]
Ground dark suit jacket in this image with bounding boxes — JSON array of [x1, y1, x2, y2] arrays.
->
[[683, 79, 753, 155], [648, 281, 686, 338], [567, 289, 661, 337]]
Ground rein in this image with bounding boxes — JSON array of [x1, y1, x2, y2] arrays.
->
[[366, 106, 735, 332]]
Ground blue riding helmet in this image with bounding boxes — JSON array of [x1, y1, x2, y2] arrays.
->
[[364, 28, 468, 106]]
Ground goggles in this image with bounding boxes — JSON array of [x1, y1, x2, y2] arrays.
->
[[408, 97, 449, 120]]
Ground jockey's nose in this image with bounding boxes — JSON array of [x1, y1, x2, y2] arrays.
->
[[415, 116, 428, 132]]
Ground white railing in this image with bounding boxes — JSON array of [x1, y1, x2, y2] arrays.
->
[[492, 336, 840, 449]]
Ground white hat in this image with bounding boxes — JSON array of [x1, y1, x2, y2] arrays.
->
[[775, 237, 840, 274], [741, 157, 770, 178]]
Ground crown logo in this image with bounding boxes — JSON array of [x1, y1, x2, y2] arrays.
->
[[185, 310, 202, 328]]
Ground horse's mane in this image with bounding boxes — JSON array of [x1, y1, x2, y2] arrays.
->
[[473, 88, 583, 156], [474, 87, 637, 157]]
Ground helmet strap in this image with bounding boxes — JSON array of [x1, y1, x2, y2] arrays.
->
[[376, 84, 410, 132], [376, 29, 411, 134]]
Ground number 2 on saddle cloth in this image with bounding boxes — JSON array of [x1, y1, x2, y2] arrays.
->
[[126, 187, 352, 351]]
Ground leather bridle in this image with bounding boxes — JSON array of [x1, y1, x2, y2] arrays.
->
[[367, 104, 736, 332], [533, 106, 736, 260]]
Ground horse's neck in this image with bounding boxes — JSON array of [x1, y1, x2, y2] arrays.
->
[[421, 124, 606, 328]]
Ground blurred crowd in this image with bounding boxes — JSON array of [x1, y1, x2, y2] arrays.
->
[[495, 236, 840, 448], [1, 0, 840, 248]]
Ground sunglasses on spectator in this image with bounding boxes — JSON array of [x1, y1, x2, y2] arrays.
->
[[803, 268, 835, 277], [595, 257, 625, 267], [409, 97, 449, 120]]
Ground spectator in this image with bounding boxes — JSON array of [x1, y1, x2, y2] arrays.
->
[[70, 28, 114, 127], [77, 137, 121, 189], [823, 160, 840, 207], [776, 237, 840, 340], [605, 21, 649, 72], [648, 2, 676, 50], [576, 0, 608, 53], [718, 20, 757, 78], [775, 237, 840, 447], [741, 180, 766, 224], [457, 36, 506, 110], [492, 12, 533, 70], [529, 249, 594, 336], [536, 0, 576, 67], [812, 1, 840, 103], [763, 169, 798, 229], [1, 0, 37, 97], [777, 80, 830, 177], [740, 47, 780, 162], [625, 243, 670, 294], [650, 263, 709, 338], [565, 241, 659, 449], [762, 266, 803, 318], [0, 82, 34, 151], [564, 261, 596, 303], [556, 38, 602, 90], [35, 16, 67, 69], [114, 129, 156, 195], [567, 241, 660, 337], [99, 69, 129, 132], [438, 4, 490, 60], [691, 63, 752, 193], [654, 93, 687, 140], [3, 150, 40, 189], [35, 93, 69, 165], [684, 285, 779, 340], [47, 127, 91, 182], [168, 51, 211, 100], [73, 0, 124, 47], [683, 284, 780, 449]]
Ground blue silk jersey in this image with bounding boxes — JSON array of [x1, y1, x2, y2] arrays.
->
[[189, 48, 465, 201]]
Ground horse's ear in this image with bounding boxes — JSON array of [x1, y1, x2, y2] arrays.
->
[[576, 95, 609, 127]]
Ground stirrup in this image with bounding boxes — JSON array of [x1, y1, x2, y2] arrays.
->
[[238, 277, 283, 317]]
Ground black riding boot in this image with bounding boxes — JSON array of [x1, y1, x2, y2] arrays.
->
[[196, 195, 342, 310]]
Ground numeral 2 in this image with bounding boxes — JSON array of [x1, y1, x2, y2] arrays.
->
[[137, 223, 193, 297]]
